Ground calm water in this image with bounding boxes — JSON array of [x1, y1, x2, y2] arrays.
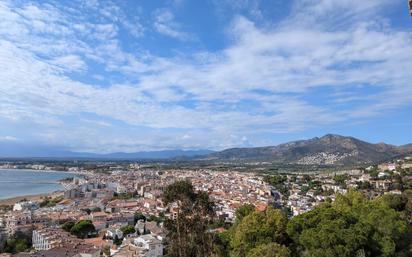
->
[[0, 169, 75, 199]]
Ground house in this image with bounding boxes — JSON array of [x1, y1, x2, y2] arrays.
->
[[373, 180, 392, 190], [13, 202, 39, 212], [106, 227, 123, 239], [133, 235, 163, 257]]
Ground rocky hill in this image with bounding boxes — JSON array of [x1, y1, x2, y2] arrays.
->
[[200, 134, 411, 165]]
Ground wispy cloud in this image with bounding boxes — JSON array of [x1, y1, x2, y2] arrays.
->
[[0, 136, 18, 142], [153, 9, 193, 40], [0, 0, 410, 151]]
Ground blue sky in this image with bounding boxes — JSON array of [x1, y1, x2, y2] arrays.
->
[[0, 0, 411, 153]]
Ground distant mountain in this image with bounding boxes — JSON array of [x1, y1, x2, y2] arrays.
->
[[0, 142, 214, 159], [1, 134, 411, 164], [199, 134, 412, 165], [98, 149, 214, 159]]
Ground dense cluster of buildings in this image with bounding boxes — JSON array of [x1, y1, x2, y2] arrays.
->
[[281, 157, 412, 216], [0, 166, 276, 256], [0, 156, 411, 256]]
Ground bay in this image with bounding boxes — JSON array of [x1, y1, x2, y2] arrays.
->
[[0, 169, 75, 199]]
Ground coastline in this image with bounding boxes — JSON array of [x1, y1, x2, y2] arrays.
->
[[0, 191, 63, 206], [0, 168, 88, 176]]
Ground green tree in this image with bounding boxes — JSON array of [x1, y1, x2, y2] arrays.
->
[[62, 220, 75, 232], [213, 231, 231, 257], [134, 212, 146, 224], [230, 207, 288, 257], [163, 180, 215, 257], [333, 174, 348, 187], [120, 225, 136, 236], [70, 220, 96, 238], [2, 232, 31, 253], [113, 235, 122, 245], [235, 204, 255, 223], [286, 190, 410, 257], [246, 243, 290, 257]]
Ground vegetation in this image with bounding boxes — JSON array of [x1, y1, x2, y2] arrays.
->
[[113, 235, 123, 245], [333, 174, 348, 187], [211, 190, 412, 257], [264, 175, 289, 197], [234, 203, 255, 224], [62, 220, 75, 232], [80, 207, 101, 215], [230, 207, 289, 257], [69, 220, 96, 238], [0, 205, 13, 212], [134, 212, 147, 224], [0, 232, 31, 253], [39, 195, 64, 208], [120, 225, 136, 236], [163, 180, 216, 257], [112, 191, 138, 200], [147, 214, 163, 223]]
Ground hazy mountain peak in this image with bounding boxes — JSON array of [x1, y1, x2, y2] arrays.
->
[[203, 134, 412, 165]]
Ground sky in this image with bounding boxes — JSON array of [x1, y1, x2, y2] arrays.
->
[[0, 0, 411, 153]]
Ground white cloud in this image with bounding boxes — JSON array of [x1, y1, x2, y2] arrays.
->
[[153, 9, 192, 40], [0, 0, 411, 151], [51, 55, 87, 72], [0, 136, 18, 141]]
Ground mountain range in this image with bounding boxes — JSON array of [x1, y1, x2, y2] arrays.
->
[[198, 134, 412, 165], [1, 134, 411, 165], [0, 142, 213, 159]]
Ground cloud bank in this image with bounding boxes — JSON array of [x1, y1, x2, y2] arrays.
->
[[0, 0, 411, 152]]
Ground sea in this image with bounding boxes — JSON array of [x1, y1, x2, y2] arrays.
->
[[0, 169, 75, 200]]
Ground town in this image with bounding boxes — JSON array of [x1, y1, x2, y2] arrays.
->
[[0, 155, 411, 257]]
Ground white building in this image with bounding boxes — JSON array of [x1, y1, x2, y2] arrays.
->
[[13, 201, 39, 211], [106, 227, 124, 239], [133, 235, 163, 257]]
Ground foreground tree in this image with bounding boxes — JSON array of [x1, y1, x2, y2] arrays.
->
[[234, 203, 255, 224], [286, 190, 411, 257], [230, 207, 289, 257], [163, 180, 215, 257], [246, 243, 290, 257]]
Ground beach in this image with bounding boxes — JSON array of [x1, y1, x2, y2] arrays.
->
[[0, 191, 63, 206]]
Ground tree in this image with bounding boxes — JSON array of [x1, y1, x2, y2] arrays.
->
[[163, 180, 215, 257], [286, 190, 411, 257], [1, 232, 31, 253], [62, 220, 75, 232], [113, 235, 122, 246], [230, 207, 288, 257], [91, 207, 101, 212], [235, 204, 255, 223], [121, 225, 135, 236], [264, 175, 289, 197], [134, 212, 146, 224], [213, 231, 231, 257], [333, 174, 348, 187], [70, 220, 96, 238], [246, 243, 290, 257], [81, 208, 92, 215]]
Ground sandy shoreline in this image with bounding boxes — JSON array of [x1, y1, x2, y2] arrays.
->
[[0, 192, 63, 206]]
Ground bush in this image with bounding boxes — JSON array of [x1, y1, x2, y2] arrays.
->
[[62, 220, 75, 232], [70, 220, 96, 238], [120, 225, 135, 236]]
